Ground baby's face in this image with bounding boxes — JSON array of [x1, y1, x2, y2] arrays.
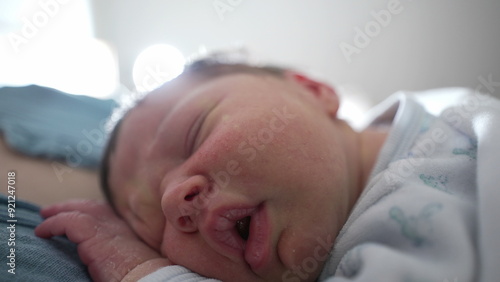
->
[[108, 73, 356, 281]]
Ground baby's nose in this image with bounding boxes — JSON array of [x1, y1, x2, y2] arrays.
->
[[161, 175, 213, 233]]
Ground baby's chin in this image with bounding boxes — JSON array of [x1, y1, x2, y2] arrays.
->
[[197, 266, 300, 282], [163, 245, 292, 282], [208, 262, 323, 282], [277, 234, 333, 282], [161, 245, 324, 282]]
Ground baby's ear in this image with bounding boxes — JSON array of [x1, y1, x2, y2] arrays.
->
[[285, 71, 339, 118]]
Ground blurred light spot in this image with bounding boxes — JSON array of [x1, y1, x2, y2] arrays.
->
[[337, 85, 371, 130], [132, 44, 185, 93]]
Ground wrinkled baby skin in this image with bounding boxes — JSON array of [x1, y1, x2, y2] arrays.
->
[[108, 72, 365, 281], [35, 199, 171, 282]]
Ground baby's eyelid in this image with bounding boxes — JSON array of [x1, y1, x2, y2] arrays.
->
[[186, 112, 204, 155], [187, 103, 218, 155], [191, 115, 208, 154], [185, 113, 207, 156]]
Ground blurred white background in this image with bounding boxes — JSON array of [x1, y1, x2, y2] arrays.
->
[[1, 0, 499, 114]]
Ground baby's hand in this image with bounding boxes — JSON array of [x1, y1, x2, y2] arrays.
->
[[35, 200, 171, 282]]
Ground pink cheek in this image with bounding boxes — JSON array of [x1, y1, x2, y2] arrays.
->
[[192, 116, 309, 179], [196, 129, 247, 165]]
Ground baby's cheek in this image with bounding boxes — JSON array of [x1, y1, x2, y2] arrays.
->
[[127, 195, 166, 249], [126, 214, 164, 251], [194, 123, 246, 166]]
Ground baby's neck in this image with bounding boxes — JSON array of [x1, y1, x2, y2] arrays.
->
[[358, 127, 389, 189], [332, 120, 388, 210]]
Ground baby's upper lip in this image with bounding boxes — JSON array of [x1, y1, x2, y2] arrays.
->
[[206, 206, 255, 253], [203, 203, 272, 273]]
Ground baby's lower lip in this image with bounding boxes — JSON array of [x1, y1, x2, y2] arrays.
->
[[244, 204, 272, 272]]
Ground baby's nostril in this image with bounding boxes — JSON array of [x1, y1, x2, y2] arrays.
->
[[184, 190, 199, 201]]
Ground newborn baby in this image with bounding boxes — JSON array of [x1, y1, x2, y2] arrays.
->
[[36, 59, 500, 282]]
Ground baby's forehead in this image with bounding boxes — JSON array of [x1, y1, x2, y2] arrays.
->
[[123, 74, 207, 125]]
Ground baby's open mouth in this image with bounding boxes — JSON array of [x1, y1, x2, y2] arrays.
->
[[209, 207, 256, 251], [235, 216, 251, 240], [208, 205, 271, 272]]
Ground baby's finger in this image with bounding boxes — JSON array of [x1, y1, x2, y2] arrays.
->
[[40, 199, 113, 218], [35, 211, 99, 243]]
